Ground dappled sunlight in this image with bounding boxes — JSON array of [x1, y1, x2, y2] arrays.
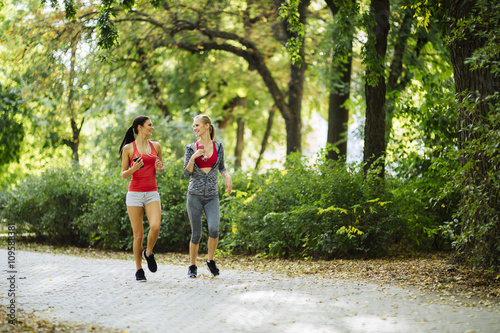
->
[[343, 315, 410, 332]]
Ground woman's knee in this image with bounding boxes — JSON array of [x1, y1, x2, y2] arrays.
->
[[149, 223, 160, 233], [208, 228, 219, 239], [133, 232, 144, 242], [190, 233, 202, 245]]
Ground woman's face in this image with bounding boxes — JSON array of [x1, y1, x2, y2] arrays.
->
[[138, 119, 154, 137], [192, 119, 209, 138]]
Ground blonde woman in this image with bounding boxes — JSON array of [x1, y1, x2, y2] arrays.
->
[[183, 115, 232, 277], [119, 116, 165, 282]]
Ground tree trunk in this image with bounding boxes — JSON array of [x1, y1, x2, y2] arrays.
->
[[327, 49, 352, 161], [255, 105, 277, 169], [218, 96, 247, 130], [283, 0, 311, 154], [66, 41, 81, 168], [325, 0, 354, 161], [234, 117, 245, 169], [362, 0, 390, 177], [448, 0, 500, 266]]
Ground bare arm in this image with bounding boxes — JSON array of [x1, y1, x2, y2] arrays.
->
[[121, 144, 143, 179], [153, 142, 165, 173], [221, 170, 232, 195]]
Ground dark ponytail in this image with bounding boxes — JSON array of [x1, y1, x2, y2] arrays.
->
[[119, 116, 150, 156]]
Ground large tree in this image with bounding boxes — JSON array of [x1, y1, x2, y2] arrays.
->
[[362, 0, 390, 177], [447, 0, 500, 267], [324, 0, 356, 161]]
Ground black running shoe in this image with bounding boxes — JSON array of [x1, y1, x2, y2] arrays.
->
[[143, 250, 157, 273], [135, 268, 147, 282], [206, 260, 220, 276], [188, 265, 197, 278]]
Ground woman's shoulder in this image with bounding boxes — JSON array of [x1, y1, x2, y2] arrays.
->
[[149, 140, 161, 148], [123, 142, 135, 152]]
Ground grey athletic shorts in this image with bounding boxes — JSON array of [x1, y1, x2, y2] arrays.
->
[[126, 191, 160, 207]]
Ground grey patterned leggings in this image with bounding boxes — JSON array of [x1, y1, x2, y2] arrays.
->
[[186, 194, 220, 245]]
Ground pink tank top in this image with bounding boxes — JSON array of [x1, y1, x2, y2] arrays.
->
[[195, 141, 217, 168], [128, 141, 158, 192]]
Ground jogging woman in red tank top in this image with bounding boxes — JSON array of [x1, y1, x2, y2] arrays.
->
[[119, 116, 165, 282]]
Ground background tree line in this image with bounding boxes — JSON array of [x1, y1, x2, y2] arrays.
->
[[0, 0, 498, 268]]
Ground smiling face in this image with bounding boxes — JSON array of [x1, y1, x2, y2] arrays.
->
[[192, 118, 209, 138], [138, 119, 154, 137]]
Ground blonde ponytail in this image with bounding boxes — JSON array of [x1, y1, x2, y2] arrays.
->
[[209, 124, 215, 140]]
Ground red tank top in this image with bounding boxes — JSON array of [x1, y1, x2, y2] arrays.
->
[[195, 141, 217, 168], [128, 141, 158, 192]]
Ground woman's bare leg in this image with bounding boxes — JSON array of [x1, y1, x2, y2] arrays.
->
[[190, 241, 199, 266], [207, 236, 219, 261], [144, 201, 161, 254], [128, 206, 144, 270]]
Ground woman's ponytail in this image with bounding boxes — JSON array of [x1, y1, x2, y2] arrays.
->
[[209, 124, 215, 141], [119, 116, 150, 157]]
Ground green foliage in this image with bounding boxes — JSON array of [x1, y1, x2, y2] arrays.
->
[[0, 84, 26, 167], [74, 170, 130, 249], [278, 0, 305, 66], [155, 158, 190, 252], [220, 152, 445, 258], [442, 93, 500, 268], [1, 168, 93, 246]]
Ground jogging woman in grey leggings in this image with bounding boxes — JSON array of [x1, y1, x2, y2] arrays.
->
[[184, 115, 232, 277]]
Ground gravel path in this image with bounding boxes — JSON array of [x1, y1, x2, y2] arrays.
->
[[1, 250, 499, 333]]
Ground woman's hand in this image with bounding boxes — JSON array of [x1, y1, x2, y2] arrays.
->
[[132, 157, 144, 171], [155, 157, 165, 172], [224, 174, 233, 195], [193, 148, 205, 159]]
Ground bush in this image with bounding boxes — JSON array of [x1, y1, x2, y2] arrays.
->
[[1, 168, 93, 246], [220, 152, 449, 258], [75, 171, 131, 250]]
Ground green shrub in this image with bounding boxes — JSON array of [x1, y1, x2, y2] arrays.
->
[[75, 171, 131, 250], [220, 152, 448, 258], [1, 168, 93, 246]]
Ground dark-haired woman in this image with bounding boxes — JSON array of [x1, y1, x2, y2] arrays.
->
[[183, 114, 232, 278], [119, 116, 165, 282]]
